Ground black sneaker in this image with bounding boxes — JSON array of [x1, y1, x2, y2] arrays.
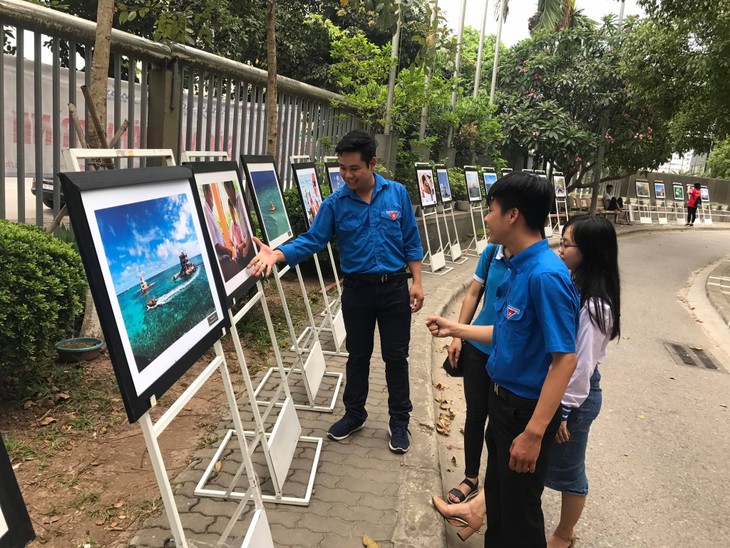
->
[[388, 424, 410, 453], [327, 415, 364, 441]]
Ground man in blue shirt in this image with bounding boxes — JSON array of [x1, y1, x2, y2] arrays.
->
[[248, 130, 424, 453], [426, 172, 579, 547]]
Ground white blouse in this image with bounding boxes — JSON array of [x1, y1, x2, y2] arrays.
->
[[562, 299, 613, 410]]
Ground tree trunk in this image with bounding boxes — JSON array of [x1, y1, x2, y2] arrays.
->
[[88, 0, 115, 148], [265, 0, 278, 157], [589, 114, 608, 214], [81, 0, 115, 338]]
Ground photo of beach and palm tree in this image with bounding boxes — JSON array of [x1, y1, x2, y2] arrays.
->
[[244, 161, 293, 249], [482, 170, 497, 197], [95, 193, 218, 373]]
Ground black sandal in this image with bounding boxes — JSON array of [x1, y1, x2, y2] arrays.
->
[[447, 477, 479, 504]]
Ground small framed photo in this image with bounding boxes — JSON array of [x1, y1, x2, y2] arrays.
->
[[635, 180, 651, 199], [701, 186, 710, 203], [59, 167, 230, 424], [0, 436, 34, 547], [672, 183, 684, 202], [654, 181, 666, 201], [241, 156, 294, 249], [325, 162, 346, 193], [434, 164, 452, 204], [291, 162, 325, 229], [464, 166, 482, 203], [415, 163, 438, 207], [500, 168, 513, 178], [482, 168, 497, 197], [553, 172, 567, 198], [187, 161, 259, 303]]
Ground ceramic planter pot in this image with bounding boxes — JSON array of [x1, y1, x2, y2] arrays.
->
[[54, 337, 105, 363]]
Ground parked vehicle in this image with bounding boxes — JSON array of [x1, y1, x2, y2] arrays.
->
[[31, 177, 65, 209]]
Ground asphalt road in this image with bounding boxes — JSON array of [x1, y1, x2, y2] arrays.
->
[[439, 229, 730, 547]]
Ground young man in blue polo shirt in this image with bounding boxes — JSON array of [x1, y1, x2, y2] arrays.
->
[[248, 130, 424, 453], [427, 172, 579, 546]]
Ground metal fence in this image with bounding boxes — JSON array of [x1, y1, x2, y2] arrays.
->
[[0, 0, 359, 227]]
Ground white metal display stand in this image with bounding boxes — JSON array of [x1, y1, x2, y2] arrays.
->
[[464, 201, 488, 256], [196, 281, 323, 506], [656, 198, 668, 224], [636, 199, 653, 224], [63, 148, 176, 171], [254, 264, 343, 413], [672, 200, 686, 225], [421, 205, 453, 275], [700, 187, 713, 225], [139, 341, 273, 547], [180, 150, 230, 162], [441, 202, 468, 264]]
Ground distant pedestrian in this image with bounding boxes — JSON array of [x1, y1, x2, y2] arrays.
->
[[686, 182, 702, 226]]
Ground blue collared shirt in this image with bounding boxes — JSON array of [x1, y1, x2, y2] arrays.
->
[[471, 243, 510, 356], [487, 239, 580, 399], [278, 173, 424, 274]]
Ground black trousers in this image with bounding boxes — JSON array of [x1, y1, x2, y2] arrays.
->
[[687, 206, 697, 224], [484, 381, 561, 548], [340, 277, 413, 427], [461, 341, 490, 478]]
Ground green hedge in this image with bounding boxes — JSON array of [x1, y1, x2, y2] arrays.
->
[[0, 220, 87, 396]]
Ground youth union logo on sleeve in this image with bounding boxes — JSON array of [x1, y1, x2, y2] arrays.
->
[[507, 305, 521, 318], [386, 210, 400, 220]]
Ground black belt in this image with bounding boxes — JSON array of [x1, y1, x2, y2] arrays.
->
[[345, 271, 412, 283], [491, 381, 538, 409]]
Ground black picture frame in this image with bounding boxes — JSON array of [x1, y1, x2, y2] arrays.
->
[[482, 167, 497, 197], [464, 166, 482, 203], [553, 172, 567, 198], [59, 166, 230, 423], [291, 161, 325, 230], [415, 163, 438, 208], [434, 164, 452, 204], [654, 181, 666, 201], [325, 161, 346, 193], [701, 186, 710, 203], [672, 183, 684, 202], [240, 155, 294, 249], [0, 435, 34, 548], [186, 161, 260, 304], [635, 180, 651, 199], [500, 167, 513, 178]]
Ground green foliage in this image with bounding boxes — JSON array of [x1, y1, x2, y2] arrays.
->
[[629, 0, 730, 151], [708, 138, 730, 179], [447, 166, 468, 201], [0, 220, 87, 398]]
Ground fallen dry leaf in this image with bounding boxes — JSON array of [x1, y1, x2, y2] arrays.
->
[[23, 400, 34, 409], [363, 534, 381, 547], [451, 455, 457, 465], [38, 416, 57, 426], [214, 460, 222, 473], [113, 501, 124, 508]]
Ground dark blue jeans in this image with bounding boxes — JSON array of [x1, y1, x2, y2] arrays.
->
[[340, 277, 413, 427]]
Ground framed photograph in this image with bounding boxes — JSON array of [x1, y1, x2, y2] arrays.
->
[[522, 168, 535, 173], [500, 168, 513, 178], [635, 180, 651, 199], [241, 156, 294, 249], [654, 181, 666, 201], [464, 166, 482, 203], [291, 161, 325, 229], [187, 161, 259, 303], [325, 162, 346, 193], [482, 168, 497, 197], [553, 172, 567, 198], [0, 435, 34, 547], [434, 164, 452, 204], [415, 163, 438, 207], [701, 186, 710, 203], [672, 183, 684, 202], [59, 167, 230, 423]]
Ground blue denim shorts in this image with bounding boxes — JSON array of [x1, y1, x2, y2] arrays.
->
[[544, 369, 602, 496]]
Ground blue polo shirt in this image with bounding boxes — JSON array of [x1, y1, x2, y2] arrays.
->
[[279, 173, 424, 273], [487, 239, 580, 400], [470, 244, 510, 356]]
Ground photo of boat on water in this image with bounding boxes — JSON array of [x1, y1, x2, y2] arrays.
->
[[95, 193, 218, 373], [293, 164, 324, 229], [242, 158, 293, 249]]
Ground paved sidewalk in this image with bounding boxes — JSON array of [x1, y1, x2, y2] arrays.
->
[[129, 222, 730, 548], [706, 256, 730, 329]]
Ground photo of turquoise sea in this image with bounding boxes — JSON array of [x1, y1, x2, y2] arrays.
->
[[95, 194, 217, 372], [249, 168, 291, 244]]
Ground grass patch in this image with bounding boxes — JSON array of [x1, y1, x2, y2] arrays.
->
[[2, 434, 38, 461]]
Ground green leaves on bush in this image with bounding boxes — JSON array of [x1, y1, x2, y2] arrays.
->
[[0, 220, 87, 398]]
